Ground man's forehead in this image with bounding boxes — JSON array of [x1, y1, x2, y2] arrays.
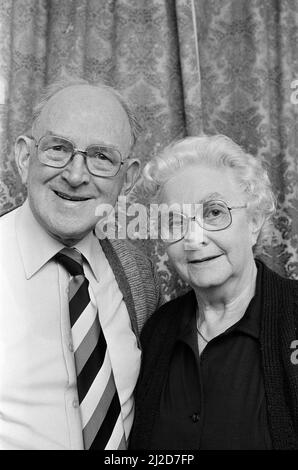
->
[[32, 84, 132, 150], [41, 85, 124, 120]]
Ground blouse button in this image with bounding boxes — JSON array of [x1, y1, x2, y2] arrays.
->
[[191, 413, 200, 423]]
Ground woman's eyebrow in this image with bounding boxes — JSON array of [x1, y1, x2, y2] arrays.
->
[[199, 192, 225, 203]]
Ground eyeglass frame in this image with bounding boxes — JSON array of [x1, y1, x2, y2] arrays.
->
[[162, 199, 248, 244], [29, 134, 128, 177]]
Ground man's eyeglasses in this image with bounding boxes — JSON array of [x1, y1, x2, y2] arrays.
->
[[31, 135, 126, 177], [160, 200, 247, 244]]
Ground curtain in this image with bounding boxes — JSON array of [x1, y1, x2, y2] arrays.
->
[[0, 0, 297, 300]]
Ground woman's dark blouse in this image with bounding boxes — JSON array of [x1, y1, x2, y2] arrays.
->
[[149, 280, 271, 449], [130, 260, 298, 450]]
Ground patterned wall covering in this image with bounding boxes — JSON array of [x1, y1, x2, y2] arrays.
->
[[0, 0, 297, 300]]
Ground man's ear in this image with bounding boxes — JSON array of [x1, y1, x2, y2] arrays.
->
[[123, 159, 141, 195], [15, 135, 33, 185]]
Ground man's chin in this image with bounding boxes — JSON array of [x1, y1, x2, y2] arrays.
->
[[50, 230, 91, 246], [47, 220, 96, 245], [30, 198, 97, 244]]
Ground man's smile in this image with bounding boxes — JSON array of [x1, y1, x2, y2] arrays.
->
[[54, 190, 92, 202]]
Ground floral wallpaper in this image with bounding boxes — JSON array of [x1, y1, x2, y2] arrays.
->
[[0, 0, 297, 300]]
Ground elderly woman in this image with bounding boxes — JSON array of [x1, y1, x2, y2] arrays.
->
[[130, 135, 298, 450]]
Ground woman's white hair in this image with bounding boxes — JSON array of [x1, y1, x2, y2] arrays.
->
[[31, 75, 141, 149], [143, 134, 276, 253]]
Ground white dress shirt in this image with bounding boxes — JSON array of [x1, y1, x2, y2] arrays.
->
[[0, 201, 141, 449]]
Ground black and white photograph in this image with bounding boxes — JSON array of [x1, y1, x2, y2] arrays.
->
[[0, 0, 297, 455]]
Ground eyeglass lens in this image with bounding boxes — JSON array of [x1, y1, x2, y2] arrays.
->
[[160, 201, 232, 242], [37, 136, 121, 175]]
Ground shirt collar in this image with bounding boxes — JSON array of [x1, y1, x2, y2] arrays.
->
[[74, 231, 101, 281], [223, 291, 261, 340], [16, 200, 100, 281], [177, 291, 198, 343]]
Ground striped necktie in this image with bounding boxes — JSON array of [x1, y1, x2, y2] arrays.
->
[[55, 247, 127, 450]]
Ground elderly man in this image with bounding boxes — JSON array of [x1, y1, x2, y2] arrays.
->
[[0, 79, 161, 450]]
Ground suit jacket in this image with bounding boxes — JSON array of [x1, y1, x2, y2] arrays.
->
[[130, 260, 298, 450]]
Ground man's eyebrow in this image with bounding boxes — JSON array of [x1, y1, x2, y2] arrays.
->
[[39, 131, 120, 149]]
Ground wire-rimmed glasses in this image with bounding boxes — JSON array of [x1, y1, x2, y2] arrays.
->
[[160, 200, 247, 244], [31, 134, 126, 177]]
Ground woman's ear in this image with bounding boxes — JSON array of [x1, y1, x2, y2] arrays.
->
[[15, 135, 33, 185], [249, 212, 265, 246]]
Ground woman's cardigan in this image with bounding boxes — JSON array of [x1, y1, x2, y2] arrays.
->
[[130, 260, 298, 450]]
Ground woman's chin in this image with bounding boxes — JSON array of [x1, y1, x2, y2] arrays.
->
[[188, 267, 231, 291]]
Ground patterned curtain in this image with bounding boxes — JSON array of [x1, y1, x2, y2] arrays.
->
[[0, 0, 297, 300]]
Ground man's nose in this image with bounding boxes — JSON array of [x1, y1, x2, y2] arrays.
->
[[61, 153, 91, 186], [183, 219, 207, 250]]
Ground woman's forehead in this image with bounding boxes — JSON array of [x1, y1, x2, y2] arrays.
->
[[160, 165, 243, 203]]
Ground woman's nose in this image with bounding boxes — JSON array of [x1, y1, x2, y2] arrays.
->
[[183, 219, 207, 250], [61, 153, 91, 186]]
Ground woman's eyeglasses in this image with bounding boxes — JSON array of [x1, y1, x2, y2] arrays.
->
[[160, 200, 247, 244]]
